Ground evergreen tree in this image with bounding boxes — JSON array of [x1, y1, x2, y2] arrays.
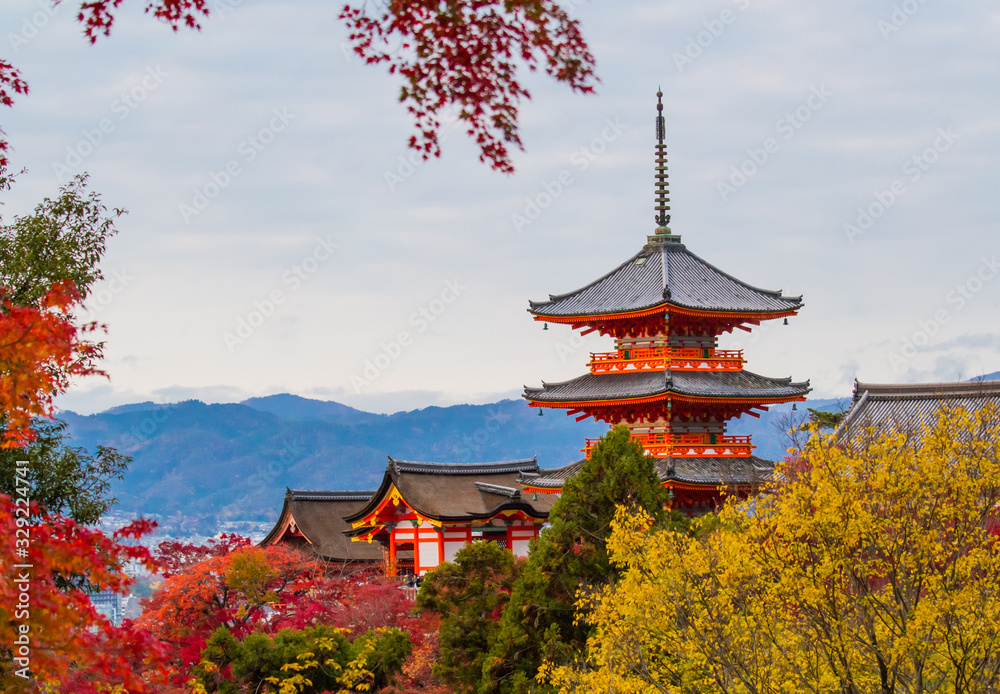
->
[[481, 425, 676, 694], [417, 540, 523, 689]]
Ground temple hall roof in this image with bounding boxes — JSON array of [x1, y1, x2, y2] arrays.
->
[[525, 370, 810, 404], [837, 379, 1000, 439], [520, 454, 774, 490], [344, 457, 557, 525], [528, 242, 802, 319], [260, 489, 384, 563]]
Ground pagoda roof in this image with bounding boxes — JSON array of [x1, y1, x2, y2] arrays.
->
[[520, 455, 774, 490], [528, 241, 802, 319], [260, 489, 384, 563], [344, 457, 557, 525], [837, 379, 1000, 440], [525, 369, 810, 404]]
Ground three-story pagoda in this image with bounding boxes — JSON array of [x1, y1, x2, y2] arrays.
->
[[521, 91, 810, 512]]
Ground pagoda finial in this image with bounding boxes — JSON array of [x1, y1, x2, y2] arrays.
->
[[654, 89, 671, 230]]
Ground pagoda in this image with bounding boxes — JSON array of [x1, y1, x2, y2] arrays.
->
[[521, 91, 810, 511]]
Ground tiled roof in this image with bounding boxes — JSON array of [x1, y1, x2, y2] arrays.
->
[[389, 458, 539, 475], [260, 489, 383, 563], [345, 458, 556, 524], [528, 242, 802, 318], [524, 370, 810, 403], [837, 379, 1000, 439], [521, 455, 774, 488]]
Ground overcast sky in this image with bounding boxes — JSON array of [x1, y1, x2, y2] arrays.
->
[[3, 0, 998, 415]]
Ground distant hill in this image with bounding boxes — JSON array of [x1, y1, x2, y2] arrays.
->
[[972, 371, 1000, 382], [59, 394, 849, 534]]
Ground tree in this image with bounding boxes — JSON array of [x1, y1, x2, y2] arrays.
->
[[0, 494, 166, 692], [483, 425, 673, 694], [0, 418, 129, 524], [193, 623, 412, 694], [341, 0, 596, 173], [0, 172, 123, 446], [0, 1, 595, 175], [417, 540, 523, 689], [137, 543, 427, 683], [0, 173, 124, 308], [547, 406, 1000, 694], [152, 533, 253, 578], [0, 279, 103, 447]]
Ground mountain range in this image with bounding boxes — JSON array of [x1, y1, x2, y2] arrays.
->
[[66, 369, 1000, 534], [59, 392, 855, 533]]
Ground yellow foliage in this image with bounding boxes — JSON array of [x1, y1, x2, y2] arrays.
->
[[546, 406, 1000, 694]]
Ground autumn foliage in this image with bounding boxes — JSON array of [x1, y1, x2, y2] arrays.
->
[[546, 407, 1000, 694], [340, 0, 597, 173], [137, 542, 437, 691], [1, 1, 594, 175], [0, 280, 104, 447], [0, 494, 165, 692]]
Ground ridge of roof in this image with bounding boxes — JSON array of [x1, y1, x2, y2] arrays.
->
[[286, 489, 376, 502], [667, 243, 800, 301], [527, 248, 648, 309], [855, 380, 1000, 400], [388, 457, 539, 475]]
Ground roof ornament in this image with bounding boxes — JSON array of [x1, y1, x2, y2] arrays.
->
[[655, 89, 670, 229], [650, 88, 682, 245]]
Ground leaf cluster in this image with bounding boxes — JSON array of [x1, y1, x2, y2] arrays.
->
[[417, 540, 523, 689], [194, 624, 411, 694], [548, 406, 1000, 694], [0, 418, 129, 524], [340, 0, 596, 173]]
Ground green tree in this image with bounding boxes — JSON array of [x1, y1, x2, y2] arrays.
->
[[0, 418, 129, 524], [1, 172, 124, 307], [195, 624, 412, 694], [417, 540, 523, 689], [482, 425, 675, 694]]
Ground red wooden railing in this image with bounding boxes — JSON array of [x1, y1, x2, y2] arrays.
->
[[583, 432, 754, 458], [588, 347, 744, 374]]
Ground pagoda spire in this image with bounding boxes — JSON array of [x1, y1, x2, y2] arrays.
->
[[654, 89, 671, 230]]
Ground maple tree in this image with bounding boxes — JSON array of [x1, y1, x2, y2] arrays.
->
[[0, 280, 103, 447], [0, 0, 594, 175], [0, 172, 123, 446], [0, 494, 166, 692], [137, 542, 431, 686], [545, 406, 1000, 694]]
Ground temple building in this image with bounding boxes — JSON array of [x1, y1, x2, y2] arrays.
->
[[262, 458, 555, 576], [837, 379, 1000, 442], [521, 91, 810, 511], [261, 90, 811, 570], [344, 458, 554, 576], [260, 490, 383, 565]]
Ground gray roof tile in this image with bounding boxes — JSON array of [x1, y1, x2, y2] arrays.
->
[[522, 455, 775, 488], [525, 370, 810, 403], [837, 380, 1000, 439], [529, 243, 802, 317]]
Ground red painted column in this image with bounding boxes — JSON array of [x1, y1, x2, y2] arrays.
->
[[388, 529, 397, 577]]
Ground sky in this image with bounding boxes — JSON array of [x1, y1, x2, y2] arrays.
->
[[2, 0, 998, 415]]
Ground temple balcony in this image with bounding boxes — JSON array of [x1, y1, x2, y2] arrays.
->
[[588, 347, 744, 374], [583, 432, 754, 459]]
